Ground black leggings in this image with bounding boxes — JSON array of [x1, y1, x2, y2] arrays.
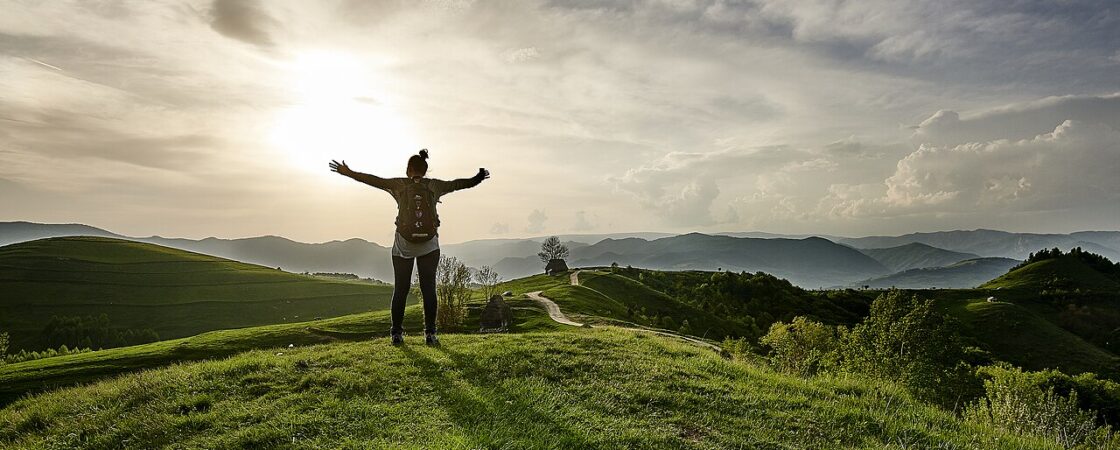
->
[[391, 249, 439, 333]]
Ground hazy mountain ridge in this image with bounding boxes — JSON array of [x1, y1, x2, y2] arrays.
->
[[839, 229, 1120, 262], [852, 257, 1021, 289], [857, 243, 980, 272], [495, 233, 891, 287], [4, 222, 1119, 288]]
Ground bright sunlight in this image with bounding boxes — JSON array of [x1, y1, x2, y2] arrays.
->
[[269, 51, 419, 172]]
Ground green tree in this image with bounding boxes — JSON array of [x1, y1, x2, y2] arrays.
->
[[843, 290, 979, 408], [760, 316, 842, 377]]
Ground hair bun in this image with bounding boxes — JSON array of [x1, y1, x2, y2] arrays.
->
[[419, 149, 429, 160]]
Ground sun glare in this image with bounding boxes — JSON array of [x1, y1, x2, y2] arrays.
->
[[269, 51, 419, 173]]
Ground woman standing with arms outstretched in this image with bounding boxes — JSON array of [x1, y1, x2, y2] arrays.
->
[[330, 150, 489, 345]]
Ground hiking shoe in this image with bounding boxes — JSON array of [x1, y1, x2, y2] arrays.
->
[[390, 331, 404, 345], [425, 332, 440, 346]]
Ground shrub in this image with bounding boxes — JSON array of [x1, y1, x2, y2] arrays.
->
[[436, 256, 471, 330], [0, 331, 8, 364], [721, 336, 763, 365], [474, 265, 501, 300], [966, 365, 1108, 449], [842, 290, 980, 409], [3, 344, 92, 364], [759, 316, 841, 377], [971, 366, 1120, 434]]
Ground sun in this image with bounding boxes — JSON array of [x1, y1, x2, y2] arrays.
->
[[269, 51, 419, 172]]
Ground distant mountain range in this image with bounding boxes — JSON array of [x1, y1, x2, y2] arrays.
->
[[3, 221, 1118, 288], [838, 229, 1120, 262], [857, 243, 980, 272], [491, 233, 890, 287], [852, 257, 1021, 289]]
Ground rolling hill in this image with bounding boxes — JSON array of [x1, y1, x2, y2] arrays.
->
[[0, 221, 399, 281], [0, 329, 1050, 448], [853, 257, 1019, 289], [983, 253, 1120, 291], [7, 221, 1119, 287], [0, 237, 398, 352], [0, 296, 558, 405], [950, 299, 1119, 376], [857, 242, 979, 272], [0, 256, 1117, 447]]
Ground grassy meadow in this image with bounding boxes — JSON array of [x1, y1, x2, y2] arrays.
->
[[0, 237, 398, 351], [0, 329, 1055, 449], [3, 237, 1120, 448]]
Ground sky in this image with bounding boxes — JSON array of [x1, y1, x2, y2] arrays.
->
[[1, 0, 1118, 245]]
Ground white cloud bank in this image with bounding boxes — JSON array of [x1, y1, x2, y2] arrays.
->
[[817, 99, 1120, 230], [0, 0, 1117, 240]]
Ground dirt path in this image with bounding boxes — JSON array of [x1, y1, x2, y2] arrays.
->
[[527, 270, 722, 352], [526, 291, 584, 327]]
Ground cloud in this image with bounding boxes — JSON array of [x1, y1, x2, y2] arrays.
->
[[823, 137, 888, 159], [913, 94, 1120, 147], [821, 119, 1120, 219], [610, 146, 820, 227], [572, 210, 594, 231], [489, 222, 509, 234], [208, 0, 278, 47], [3, 1, 1118, 241], [752, 0, 1120, 65], [722, 205, 740, 224], [890, 120, 1120, 210], [526, 209, 547, 233], [0, 109, 218, 171], [504, 47, 540, 63]]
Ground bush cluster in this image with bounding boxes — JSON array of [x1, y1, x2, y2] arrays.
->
[[757, 290, 1120, 448]]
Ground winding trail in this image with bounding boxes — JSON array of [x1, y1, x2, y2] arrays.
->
[[527, 269, 722, 352], [526, 291, 584, 327]]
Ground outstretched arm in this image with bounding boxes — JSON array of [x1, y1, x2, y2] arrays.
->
[[329, 159, 394, 190], [436, 168, 490, 195]]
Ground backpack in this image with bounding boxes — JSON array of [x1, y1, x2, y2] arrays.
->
[[396, 178, 439, 243]]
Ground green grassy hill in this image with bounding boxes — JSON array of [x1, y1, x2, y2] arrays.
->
[[982, 254, 1120, 291], [0, 328, 1053, 449], [938, 293, 1120, 376], [0, 237, 398, 352], [0, 265, 1114, 447], [0, 297, 558, 405], [500, 271, 754, 338]]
